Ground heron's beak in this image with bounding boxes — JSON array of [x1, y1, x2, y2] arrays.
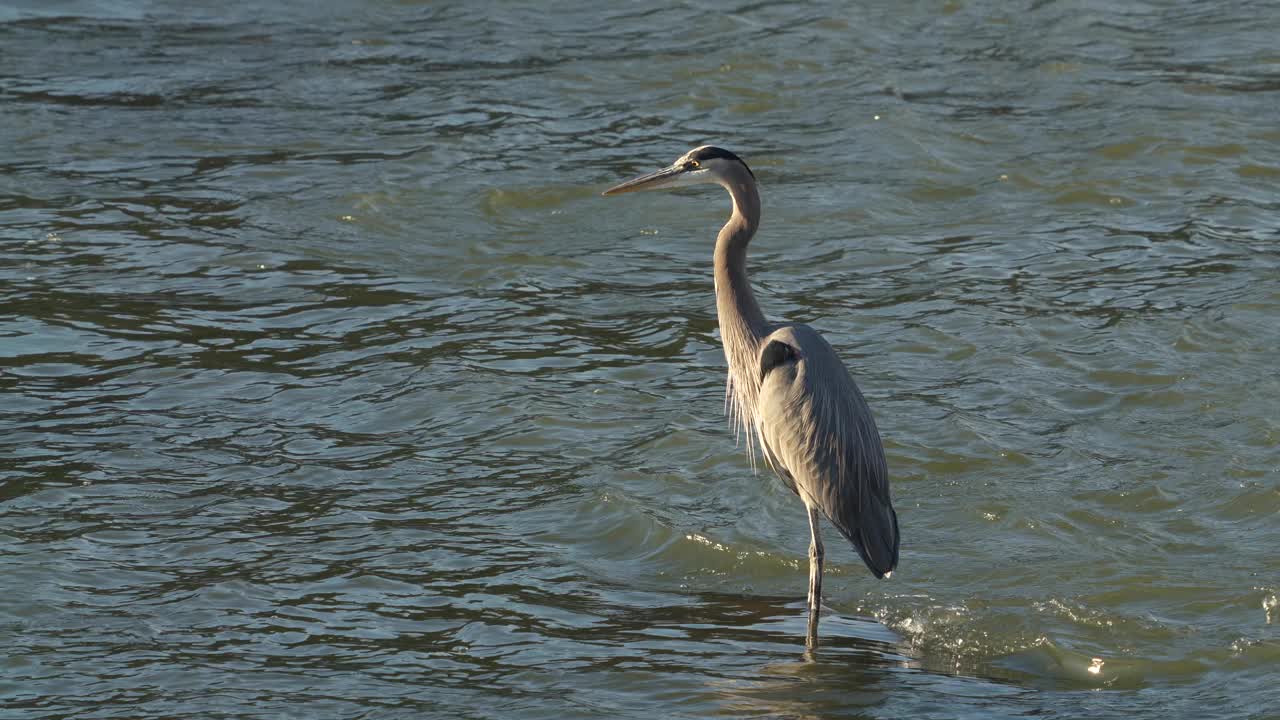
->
[[601, 164, 687, 196]]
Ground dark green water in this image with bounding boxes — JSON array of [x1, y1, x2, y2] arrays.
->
[[2, 2, 1278, 718]]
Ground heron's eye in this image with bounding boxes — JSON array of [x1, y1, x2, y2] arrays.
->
[[684, 160, 700, 170]]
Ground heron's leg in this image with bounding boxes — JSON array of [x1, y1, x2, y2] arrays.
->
[[805, 505, 824, 651]]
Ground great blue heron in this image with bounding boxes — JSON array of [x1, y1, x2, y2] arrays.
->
[[603, 146, 899, 650]]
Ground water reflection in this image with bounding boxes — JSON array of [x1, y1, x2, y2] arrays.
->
[[504, 590, 903, 718]]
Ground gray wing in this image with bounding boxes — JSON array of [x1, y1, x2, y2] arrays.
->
[[755, 324, 899, 578]]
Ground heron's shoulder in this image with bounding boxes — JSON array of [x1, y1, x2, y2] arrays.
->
[[762, 323, 838, 356]]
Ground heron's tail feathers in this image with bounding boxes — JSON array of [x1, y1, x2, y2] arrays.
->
[[835, 496, 899, 579]]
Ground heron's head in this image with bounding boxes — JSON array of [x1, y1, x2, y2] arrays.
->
[[601, 145, 755, 196]]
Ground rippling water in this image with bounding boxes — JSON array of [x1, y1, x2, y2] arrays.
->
[[3, 1, 1279, 718]]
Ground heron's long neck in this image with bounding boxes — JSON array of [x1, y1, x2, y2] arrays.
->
[[714, 180, 767, 348], [714, 180, 768, 440]]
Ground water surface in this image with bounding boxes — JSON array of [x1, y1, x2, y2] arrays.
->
[[2, 1, 1278, 718]]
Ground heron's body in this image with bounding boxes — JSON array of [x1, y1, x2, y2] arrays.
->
[[603, 146, 899, 650]]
